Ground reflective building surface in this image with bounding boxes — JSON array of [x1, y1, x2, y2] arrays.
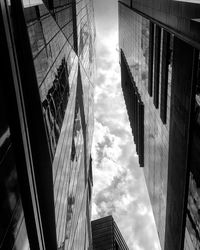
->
[[0, 0, 95, 249], [119, 1, 200, 250], [91, 216, 129, 250]]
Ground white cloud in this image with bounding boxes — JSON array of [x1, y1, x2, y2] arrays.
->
[[92, 117, 160, 250]]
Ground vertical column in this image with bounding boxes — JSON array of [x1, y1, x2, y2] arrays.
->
[[165, 37, 195, 250]]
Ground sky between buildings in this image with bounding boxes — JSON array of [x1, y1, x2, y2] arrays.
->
[[91, 1, 161, 250]]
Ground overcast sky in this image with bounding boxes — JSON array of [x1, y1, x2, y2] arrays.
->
[[91, 1, 161, 250]]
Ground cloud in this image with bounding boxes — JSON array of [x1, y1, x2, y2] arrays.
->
[[94, 0, 118, 35], [92, 117, 160, 250], [97, 59, 113, 71]]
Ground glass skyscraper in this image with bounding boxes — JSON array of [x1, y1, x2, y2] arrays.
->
[[119, 0, 200, 250], [0, 0, 95, 249]]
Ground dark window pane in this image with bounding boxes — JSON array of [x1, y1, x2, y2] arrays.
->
[[153, 25, 161, 109], [160, 30, 170, 124], [148, 22, 154, 96]]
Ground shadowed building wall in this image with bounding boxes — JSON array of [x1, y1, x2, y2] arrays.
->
[[119, 1, 200, 249]]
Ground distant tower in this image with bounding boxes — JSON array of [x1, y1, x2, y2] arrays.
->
[[91, 215, 129, 250]]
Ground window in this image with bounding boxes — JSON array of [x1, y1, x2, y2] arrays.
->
[[160, 31, 173, 124], [153, 25, 161, 109], [148, 22, 154, 96]]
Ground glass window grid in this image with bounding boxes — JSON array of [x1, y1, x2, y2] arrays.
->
[[66, 187, 87, 250], [25, 1, 94, 248], [56, 142, 84, 247], [119, 5, 172, 248], [53, 72, 78, 198], [57, 150, 83, 246]]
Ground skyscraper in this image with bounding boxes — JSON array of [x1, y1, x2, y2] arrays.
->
[[91, 215, 129, 250], [0, 0, 95, 249], [119, 0, 200, 250]]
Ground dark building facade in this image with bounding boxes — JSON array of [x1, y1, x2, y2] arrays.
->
[[119, 1, 200, 250], [91, 215, 129, 250], [0, 0, 95, 249]]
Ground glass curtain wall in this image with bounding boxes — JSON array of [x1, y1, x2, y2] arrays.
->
[[119, 4, 173, 248], [0, 0, 95, 249]]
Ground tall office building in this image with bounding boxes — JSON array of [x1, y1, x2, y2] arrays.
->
[[91, 215, 129, 250], [119, 0, 200, 250], [0, 0, 95, 249]]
